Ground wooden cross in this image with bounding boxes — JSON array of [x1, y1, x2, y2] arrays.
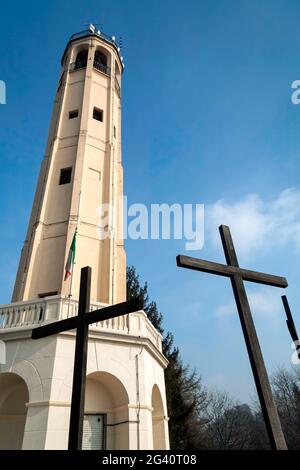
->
[[177, 225, 288, 450], [281, 295, 300, 361], [32, 266, 143, 450]]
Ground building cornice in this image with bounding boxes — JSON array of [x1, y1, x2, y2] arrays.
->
[[61, 30, 124, 71], [0, 325, 168, 369]]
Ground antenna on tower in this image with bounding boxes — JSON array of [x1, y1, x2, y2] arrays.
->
[[118, 36, 124, 50], [84, 23, 103, 33]]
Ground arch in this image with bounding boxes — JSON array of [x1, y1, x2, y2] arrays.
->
[[74, 49, 88, 70], [0, 373, 29, 449], [84, 372, 129, 450], [94, 46, 111, 75], [151, 384, 167, 450], [11, 359, 43, 402], [94, 50, 107, 66]]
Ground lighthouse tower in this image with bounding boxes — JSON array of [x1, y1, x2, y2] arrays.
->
[[12, 26, 126, 305], [0, 27, 169, 450]]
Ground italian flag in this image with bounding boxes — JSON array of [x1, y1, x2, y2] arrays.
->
[[64, 231, 77, 281]]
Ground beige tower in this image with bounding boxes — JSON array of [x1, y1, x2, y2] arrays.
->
[[12, 27, 126, 304], [0, 27, 169, 451]]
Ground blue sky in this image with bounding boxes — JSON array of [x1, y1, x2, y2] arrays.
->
[[1, 0, 300, 402]]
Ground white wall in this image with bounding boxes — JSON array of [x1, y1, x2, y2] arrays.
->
[[0, 322, 169, 450]]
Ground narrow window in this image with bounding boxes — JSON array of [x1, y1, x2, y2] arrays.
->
[[38, 291, 58, 298], [59, 167, 72, 185], [114, 126, 116, 138], [93, 107, 103, 122], [69, 110, 78, 119]]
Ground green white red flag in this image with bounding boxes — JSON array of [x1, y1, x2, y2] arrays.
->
[[64, 231, 77, 281]]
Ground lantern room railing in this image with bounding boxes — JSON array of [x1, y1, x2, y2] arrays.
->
[[69, 60, 111, 77], [93, 61, 111, 76], [70, 60, 87, 71]]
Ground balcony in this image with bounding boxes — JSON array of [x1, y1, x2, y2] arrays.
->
[[93, 60, 111, 76], [69, 29, 119, 50], [69, 60, 87, 71], [0, 295, 162, 352]]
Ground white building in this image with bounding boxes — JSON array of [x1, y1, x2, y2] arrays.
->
[[0, 27, 169, 450]]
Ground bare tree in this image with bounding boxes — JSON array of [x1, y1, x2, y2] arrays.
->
[[204, 390, 257, 449], [272, 366, 300, 449]]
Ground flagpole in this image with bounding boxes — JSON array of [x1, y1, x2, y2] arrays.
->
[[67, 191, 82, 318]]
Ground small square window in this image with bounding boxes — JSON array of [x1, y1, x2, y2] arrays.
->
[[59, 167, 72, 185], [93, 107, 103, 122], [69, 110, 79, 119]]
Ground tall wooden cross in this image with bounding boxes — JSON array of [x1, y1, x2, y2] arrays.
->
[[281, 295, 300, 361], [32, 266, 143, 450], [177, 225, 288, 450]]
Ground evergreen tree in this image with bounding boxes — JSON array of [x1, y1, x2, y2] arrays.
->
[[126, 266, 207, 449]]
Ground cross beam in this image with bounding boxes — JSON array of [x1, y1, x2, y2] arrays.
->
[[32, 266, 143, 450], [281, 295, 300, 360], [32, 299, 141, 339], [177, 257, 287, 288], [177, 225, 288, 450]]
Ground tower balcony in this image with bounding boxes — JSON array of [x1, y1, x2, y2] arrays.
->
[[93, 60, 111, 76], [69, 60, 111, 77], [0, 295, 163, 352], [69, 60, 87, 71]]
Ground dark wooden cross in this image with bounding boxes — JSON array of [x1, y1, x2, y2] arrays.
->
[[177, 225, 288, 450], [281, 295, 300, 361], [31, 266, 143, 450]]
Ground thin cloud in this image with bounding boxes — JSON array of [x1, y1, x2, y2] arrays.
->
[[215, 303, 236, 317], [207, 188, 300, 258], [215, 287, 282, 319]]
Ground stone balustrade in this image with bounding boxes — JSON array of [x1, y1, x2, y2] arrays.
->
[[0, 295, 162, 351]]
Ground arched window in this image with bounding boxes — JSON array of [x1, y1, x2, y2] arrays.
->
[[74, 49, 88, 70], [93, 50, 110, 75], [94, 50, 107, 67], [115, 61, 121, 97]]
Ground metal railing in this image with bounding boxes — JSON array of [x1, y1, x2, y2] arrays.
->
[[70, 60, 87, 71], [93, 61, 111, 76], [69, 29, 120, 50]]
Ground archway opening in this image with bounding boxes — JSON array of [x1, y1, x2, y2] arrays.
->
[[151, 385, 166, 450], [0, 373, 29, 449], [84, 372, 129, 450], [94, 50, 107, 66], [74, 49, 88, 70], [94, 48, 110, 75]]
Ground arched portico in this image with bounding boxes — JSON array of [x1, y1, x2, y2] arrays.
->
[[151, 384, 167, 450], [84, 371, 129, 450], [0, 373, 29, 449]]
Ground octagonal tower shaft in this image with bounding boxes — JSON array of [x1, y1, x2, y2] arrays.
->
[[12, 31, 126, 304]]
